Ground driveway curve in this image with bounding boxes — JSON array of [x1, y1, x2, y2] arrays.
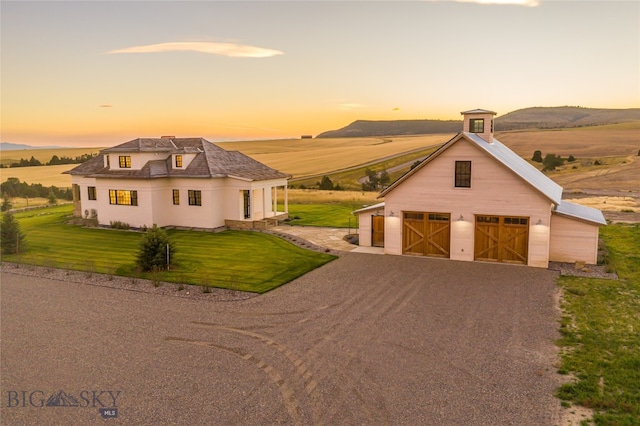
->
[[1, 254, 562, 425]]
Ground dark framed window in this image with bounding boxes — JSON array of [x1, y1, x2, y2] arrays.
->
[[106, 155, 110, 168], [119, 156, 131, 168], [455, 161, 472, 188], [87, 186, 97, 200], [188, 190, 202, 206], [175, 155, 183, 168], [172, 189, 180, 205], [469, 119, 484, 133], [243, 190, 251, 219], [108, 189, 138, 206]]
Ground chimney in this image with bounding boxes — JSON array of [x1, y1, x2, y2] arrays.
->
[[460, 109, 497, 143]]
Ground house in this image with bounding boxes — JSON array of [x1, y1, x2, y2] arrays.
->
[[354, 109, 606, 268], [65, 137, 290, 230]]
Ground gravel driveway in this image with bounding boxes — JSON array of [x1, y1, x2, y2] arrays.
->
[[1, 254, 562, 425]]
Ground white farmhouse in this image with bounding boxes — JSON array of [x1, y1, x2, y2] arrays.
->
[[66, 137, 290, 229], [354, 109, 606, 268]]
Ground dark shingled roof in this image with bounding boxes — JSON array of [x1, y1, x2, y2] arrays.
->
[[65, 137, 290, 181]]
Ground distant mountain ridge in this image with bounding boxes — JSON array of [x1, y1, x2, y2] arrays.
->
[[316, 106, 640, 138], [0, 142, 63, 150]]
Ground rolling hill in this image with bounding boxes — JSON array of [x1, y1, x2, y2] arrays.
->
[[316, 106, 640, 138]]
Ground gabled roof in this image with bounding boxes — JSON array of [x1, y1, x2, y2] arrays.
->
[[554, 200, 606, 225], [65, 137, 290, 181], [379, 132, 563, 205]]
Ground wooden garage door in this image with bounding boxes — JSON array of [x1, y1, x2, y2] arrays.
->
[[371, 215, 385, 247], [403, 212, 450, 258], [474, 215, 529, 264]]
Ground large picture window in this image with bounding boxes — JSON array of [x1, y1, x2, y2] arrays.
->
[[455, 161, 472, 188], [87, 186, 97, 200], [109, 189, 138, 206], [119, 156, 131, 168], [188, 190, 202, 206]]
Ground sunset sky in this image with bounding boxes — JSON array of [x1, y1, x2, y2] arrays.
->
[[1, 0, 638, 147]]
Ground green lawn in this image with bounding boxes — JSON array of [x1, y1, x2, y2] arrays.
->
[[287, 204, 360, 228], [2, 205, 335, 293], [556, 224, 640, 425]]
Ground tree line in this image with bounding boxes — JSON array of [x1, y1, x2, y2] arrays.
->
[[1, 177, 73, 202], [1, 153, 97, 168]]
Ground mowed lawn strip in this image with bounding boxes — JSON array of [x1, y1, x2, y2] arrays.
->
[[287, 204, 361, 228], [556, 224, 640, 425], [4, 205, 335, 293]]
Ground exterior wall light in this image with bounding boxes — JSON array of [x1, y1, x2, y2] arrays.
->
[[536, 219, 543, 226], [457, 214, 464, 221], [388, 211, 396, 217]]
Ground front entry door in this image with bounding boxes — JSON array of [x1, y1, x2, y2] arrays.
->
[[474, 215, 529, 264], [371, 215, 385, 247]]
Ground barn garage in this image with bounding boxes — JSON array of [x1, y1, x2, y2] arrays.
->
[[474, 215, 529, 264], [402, 212, 451, 258]]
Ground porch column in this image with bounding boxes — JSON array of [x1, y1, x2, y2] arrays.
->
[[262, 188, 267, 220], [273, 186, 277, 216], [284, 185, 288, 213]]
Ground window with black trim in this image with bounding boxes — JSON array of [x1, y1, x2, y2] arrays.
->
[[108, 189, 138, 206], [470, 119, 484, 133], [175, 155, 183, 168], [455, 161, 472, 188], [188, 190, 202, 206], [243, 190, 250, 219], [88, 186, 97, 200], [172, 189, 180, 205], [119, 156, 131, 168]]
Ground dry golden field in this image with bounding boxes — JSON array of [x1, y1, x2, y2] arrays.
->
[[1, 164, 75, 187], [0, 147, 103, 166], [217, 134, 453, 177]]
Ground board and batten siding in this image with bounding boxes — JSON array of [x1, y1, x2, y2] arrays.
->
[[549, 214, 599, 264], [383, 138, 553, 267]]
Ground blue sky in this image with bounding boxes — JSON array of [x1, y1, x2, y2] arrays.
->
[[1, 0, 638, 146]]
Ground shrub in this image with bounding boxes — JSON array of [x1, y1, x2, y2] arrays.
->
[[0, 211, 26, 254], [532, 150, 543, 162], [110, 220, 130, 230], [567, 155, 576, 162], [319, 176, 334, 190], [136, 225, 176, 272], [542, 153, 564, 171]]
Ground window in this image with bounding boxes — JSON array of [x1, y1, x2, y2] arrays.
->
[[243, 190, 251, 219], [88, 186, 97, 200], [175, 155, 183, 168], [119, 156, 131, 168], [108, 189, 138, 206], [106, 155, 110, 168], [455, 161, 472, 188], [469, 119, 484, 133], [172, 189, 180, 205], [188, 190, 202, 206]]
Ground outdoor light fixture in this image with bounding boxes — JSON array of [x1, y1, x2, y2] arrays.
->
[[457, 214, 464, 221], [388, 211, 396, 217], [536, 219, 543, 226]]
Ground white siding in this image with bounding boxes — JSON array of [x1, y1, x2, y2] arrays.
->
[[383, 138, 552, 267], [549, 215, 600, 264]]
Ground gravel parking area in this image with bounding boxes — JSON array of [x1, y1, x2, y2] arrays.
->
[[1, 254, 562, 425]]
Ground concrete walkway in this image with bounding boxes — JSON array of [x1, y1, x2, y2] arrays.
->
[[271, 225, 359, 252]]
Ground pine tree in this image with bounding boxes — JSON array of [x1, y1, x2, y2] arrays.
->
[[1, 194, 12, 212], [136, 225, 176, 272], [1, 211, 26, 255]]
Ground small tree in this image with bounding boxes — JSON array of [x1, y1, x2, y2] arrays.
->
[[47, 191, 58, 205], [1, 193, 12, 212], [136, 225, 176, 272], [567, 155, 576, 162], [319, 176, 334, 190], [1, 211, 26, 255], [542, 153, 564, 171], [532, 150, 543, 163]]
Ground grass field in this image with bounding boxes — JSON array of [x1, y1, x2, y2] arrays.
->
[[556, 224, 640, 425], [3, 205, 335, 293]]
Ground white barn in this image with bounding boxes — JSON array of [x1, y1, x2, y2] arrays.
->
[[354, 109, 606, 268], [66, 137, 290, 230]]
